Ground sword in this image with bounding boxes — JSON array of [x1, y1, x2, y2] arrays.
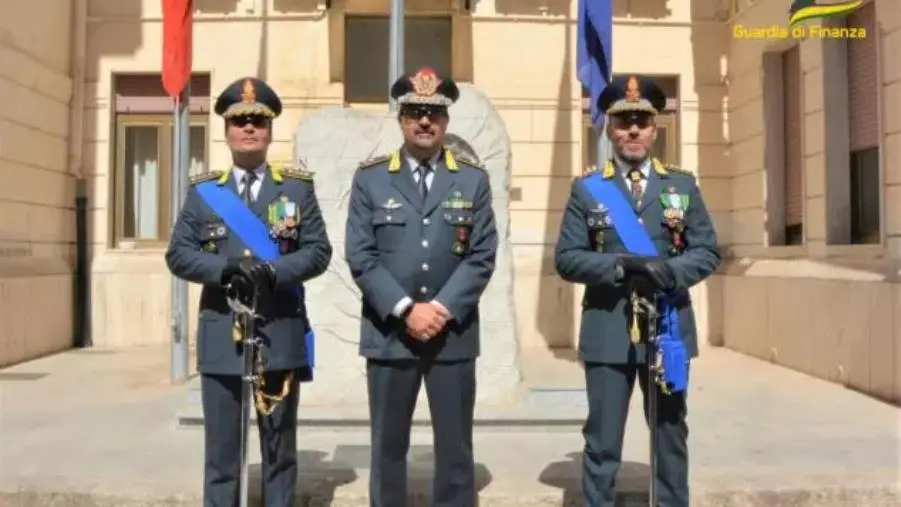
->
[[633, 293, 660, 507], [226, 283, 260, 507]]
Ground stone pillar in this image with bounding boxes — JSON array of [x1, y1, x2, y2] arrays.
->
[[293, 85, 521, 406]]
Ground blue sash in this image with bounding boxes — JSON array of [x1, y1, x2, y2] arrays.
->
[[581, 174, 688, 393], [195, 181, 315, 375]]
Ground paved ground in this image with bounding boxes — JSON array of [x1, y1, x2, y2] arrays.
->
[[0, 345, 899, 506]]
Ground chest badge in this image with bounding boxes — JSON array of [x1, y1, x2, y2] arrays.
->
[[660, 187, 690, 256], [268, 195, 301, 241], [380, 197, 403, 222], [444, 190, 474, 255]]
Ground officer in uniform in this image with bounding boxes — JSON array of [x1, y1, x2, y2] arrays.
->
[[165, 77, 333, 507], [344, 67, 498, 507], [554, 75, 722, 507]]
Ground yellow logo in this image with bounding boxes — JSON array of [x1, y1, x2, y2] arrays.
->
[[788, 0, 863, 28], [733, 0, 866, 40]]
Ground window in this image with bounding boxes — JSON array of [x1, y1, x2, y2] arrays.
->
[[652, 114, 678, 163], [112, 74, 211, 247], [849, 148, 879, 244], [115, 117, 208, 245], [846, 3, 880, 244], [344, 16, 452, 103], [781, 45, 803, 245]]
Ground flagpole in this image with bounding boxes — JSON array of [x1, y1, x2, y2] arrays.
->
[[170, 84, 191, 384], [388, 0, 405, 110]]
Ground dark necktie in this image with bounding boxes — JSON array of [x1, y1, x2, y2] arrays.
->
[[416, 162, 432, 200], [628, 167, 645, 204], [241, 171, 257, 205]]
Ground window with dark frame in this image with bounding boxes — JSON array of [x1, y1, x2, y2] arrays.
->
[[849, 148, 879, 244], [112, 74, 211, 247], [344, 15, 452, 103], [781, 45, 804, 246], [846, 4, 880, 245]]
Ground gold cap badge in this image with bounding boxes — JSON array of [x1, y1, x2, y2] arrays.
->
[[625, 75, 641, 102], [241, 79, 256, 104], [410, 68, 440, 97]]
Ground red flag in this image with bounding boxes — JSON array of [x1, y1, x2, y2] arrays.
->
[[161, 0, 193, 97]]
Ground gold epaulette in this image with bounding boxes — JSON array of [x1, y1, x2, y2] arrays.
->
[[189, 171, 223, 185], [358, 154, 390, 170], [280, 167, 314, 182], [665, 164, 695, 176], [454, 152, 485, 171], [581, 164, 601, 177]]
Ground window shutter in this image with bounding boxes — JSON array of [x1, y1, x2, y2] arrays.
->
[[114, 74, 211, 114], [847, 3, 878, 151], [782, 46, 803, 227]]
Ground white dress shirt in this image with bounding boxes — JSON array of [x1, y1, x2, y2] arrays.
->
[[232, 164, 267, 201], [405, 149, 442, 190], [615, 156, 652, 195]]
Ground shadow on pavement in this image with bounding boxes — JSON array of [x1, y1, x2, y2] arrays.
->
[[539, 451, 651, 505], [246, 447, 493, 504], [248, 450, 357, 505]]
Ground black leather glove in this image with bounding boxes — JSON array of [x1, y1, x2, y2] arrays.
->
[[643, 259, 676, 292], [238, 258, 276, 294], [618, 255, 676, 293], [220, 257, 243, 286]]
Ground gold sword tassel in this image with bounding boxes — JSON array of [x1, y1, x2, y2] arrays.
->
[[233, 319, 243, 342], [253, 346, 294, 416], [630, 291, 641, 344]]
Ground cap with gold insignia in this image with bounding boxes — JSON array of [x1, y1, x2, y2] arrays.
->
[[214, 77, 283, 119], [597, 74, 667, 117], [390, 68, 460, 108]]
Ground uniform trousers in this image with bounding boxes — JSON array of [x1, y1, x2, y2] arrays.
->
[[367, 358, 477, 507], [201, 371, 301, 507], [581, 362, 689, 507]]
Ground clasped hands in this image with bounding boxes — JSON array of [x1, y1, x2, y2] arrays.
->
[[222, 257, 276, 300], [405, 302, 451, 342], [618, 254, 677, 297]]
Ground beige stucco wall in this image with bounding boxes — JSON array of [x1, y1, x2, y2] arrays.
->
[[0, 2, 76, 367], [722, 0, 901, 403], [83, 0, 728, 363], [8, 0, 898, 405]]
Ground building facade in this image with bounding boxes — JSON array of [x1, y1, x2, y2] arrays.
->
[[1, 0, 899, 403]]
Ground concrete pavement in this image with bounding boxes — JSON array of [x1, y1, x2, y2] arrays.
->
[[0, 344, 898, 506]]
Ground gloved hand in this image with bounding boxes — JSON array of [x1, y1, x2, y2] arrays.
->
[[238, 258, 276, 294], [618, 255, 677, 293], [220, 257, 243, 286]]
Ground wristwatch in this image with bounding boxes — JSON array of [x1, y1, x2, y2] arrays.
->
[[400, 303, 414, 319]]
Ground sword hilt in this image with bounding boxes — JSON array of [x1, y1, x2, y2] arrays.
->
[[226, 283, 260, 319]]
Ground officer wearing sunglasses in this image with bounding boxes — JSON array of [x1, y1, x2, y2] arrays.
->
[[344, 68, 498, 507], [166, 76, 332, 507]]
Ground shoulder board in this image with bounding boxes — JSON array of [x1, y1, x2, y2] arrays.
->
[[280, 167, 314, 182], [189, 171, 223, 185], [665, 164, 694, 176], [580, 165, 600, 178], [454, 153, 485, 170], [358, 154, 390, 170]]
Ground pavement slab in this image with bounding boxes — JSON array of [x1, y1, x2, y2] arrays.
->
[[0, 345, 899, 506]]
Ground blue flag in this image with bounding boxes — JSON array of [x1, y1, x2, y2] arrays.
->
[[577, 0, 613, 127]]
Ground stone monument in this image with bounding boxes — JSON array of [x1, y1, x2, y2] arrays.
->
[[293, 84, 522, 406]]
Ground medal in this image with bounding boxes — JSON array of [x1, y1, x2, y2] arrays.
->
[[594, 231, 604, 252]]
